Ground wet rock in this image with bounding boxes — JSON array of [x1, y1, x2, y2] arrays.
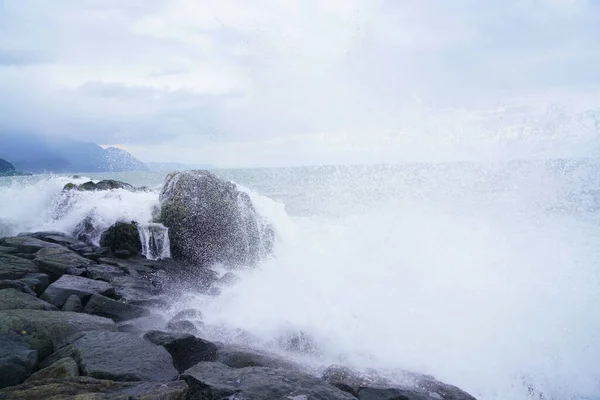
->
[[83, 294, 150, 322], [0, 288, 58, 311], [19, 273, 49, 295], [72, 215, 103, 246], [117, 315, 167, 334], [168, 309, 203, 329], [62, 295, 83, 312], [0, 236, 62, 254], [85, 263, 126, 281], [218, 271, 240, 286], [41, 275, 115, 309], [110, 275, 161, 304], [144, 330, 218, 372], [100, 221, 142, 256], [0, 376, 189, 400], [0, 246, 19, 255], [0, 334, 38, 389], [158, 170, 274, 267], [216, 345, 301, 370], [182, 362, 356, 400], [166, 320, 198, 335], [114, 249, 133, 258], [25, 357, 79, 382], [33, 247, 93, 280], [276, 330, 322, 356], [0, 280, 37, 296], [80, 247, 110, 261], [64, 179, 135, 192], [0, 253, 39, 280], [0, 310, 116, 360], [41, 331, 178, 382]]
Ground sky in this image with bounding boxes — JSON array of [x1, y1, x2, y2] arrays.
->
[[1, 0, 600, 167]]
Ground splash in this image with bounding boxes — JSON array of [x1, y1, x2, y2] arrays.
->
[[138, 223, 171, 260]]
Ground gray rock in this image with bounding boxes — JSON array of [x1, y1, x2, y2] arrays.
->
[[41, 275, 115, 309], [0, 376, 188, 400], [40, 235, 82, 247], [0, 246, 19, 255], [166, 320, 198, 335], [0, 310, 116, 360], [216, 344, 301, 370], [41, 331, 178, 382], [110, 275, 161, 304], [33, 247, 93, 280], [0, 334, 38, 389], [83, 294, 150, 322], [86, 264, 126, 281], [169, 308, 203, 323], [62, 295, 83, 312], [144, 330, 218, 372], [20, 273, 50, 295], [25, 357, 79, 382], [0, 288, 58, 311], [65, 179, 136, 192], [0, 236, 62, 254], [0, 253, 39, 280], [0, 280, 37, 296], [182, 362, 356, 400], [117, 315, 167, 334], [158, 170, 274, 267]]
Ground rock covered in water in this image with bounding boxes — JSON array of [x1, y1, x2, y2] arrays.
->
[[143, 330, 218, 372], [158, 170, 274, 267], [63, 180, 135, 192], [99, 221, 142, 257], [40, 275, 116, 309]]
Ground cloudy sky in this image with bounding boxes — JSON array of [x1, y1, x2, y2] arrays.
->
[[1, 0, 600, 167]]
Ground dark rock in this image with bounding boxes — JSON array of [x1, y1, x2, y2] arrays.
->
[[72, 215, 103, 245], [0, 288, 58, 311], [64, 179, 135, 192], [158, 170, 274, 267], [0, 280, 37, 296], [322, 365, 390, 397], [85, 263, 126, 281], [216, 344, 300, 370], [182, 362, 356, 400], [358, 387, 432, 400], [100, 221, 142, 256], [0, 253, 39, 280], [13, 253, 36, 260], [41, 331, 178, 382], [144, 330, 218, 372], [0, 246, 19, 255], [0, 377, 189, 400], [25, 357, 79, 382], [20, 273, 50, 295], [114, 249, 133, 258], [0, 310, 116, 360], [18, 231, 67, 240], [81, 248, 111, 261], [0, 236, 62, 254], [110, 275, 161, 304], [33, 247, 93, 280], [83, 294, 150, 322], [0, 334, 38, 389], [41, 275, 115, 309], [166, 320, 198, 335], [62, 295, 83, 312], [169, 308, 203, 324], [117, 315, 167, 334]]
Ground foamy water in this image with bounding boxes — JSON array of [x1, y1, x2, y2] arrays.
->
[[2, 162, 600, 399]]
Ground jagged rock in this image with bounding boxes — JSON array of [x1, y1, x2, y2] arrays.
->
[[170, 308, 203, 323], [18, 273, 50, 296], [41, 275, 115, 309], [166, 320, 198, 335], [33, 247, 93, 280], [182, 362, 356, 400], [72, 215, 103, 245], [0, 253, 39, 280], [158, 170, 274, 267], [216, 345, 300, 370], [0, 334, 38, 389], [100, 221, 142, 256], [144, 330, 218, 372], [41, 331, 178, 382], [0, 288, 58, 311], [62, 295, 83, 312], [83, 294, 150, 322], [85, 264, 126, 281], [0, 377, 189, 399], [0, 236, 62, 254], [25, 357, 79, 382], [0, 310, 116, 359], [63, 179, 135, 192]]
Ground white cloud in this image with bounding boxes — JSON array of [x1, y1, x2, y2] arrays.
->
[[0, 0, 599, 166]]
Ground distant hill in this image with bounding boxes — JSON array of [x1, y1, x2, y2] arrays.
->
[[0, 158, 30, 176], [0, 133, 147, 173]]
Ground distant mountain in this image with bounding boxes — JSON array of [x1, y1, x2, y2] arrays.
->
[[146, 162, 216, 171], [0, 133, 147, 173], [0, 158, 30, 176]]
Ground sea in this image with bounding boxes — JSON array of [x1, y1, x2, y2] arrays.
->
[[1, 161, 600, 400]]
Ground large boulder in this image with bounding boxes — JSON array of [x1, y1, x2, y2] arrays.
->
[[25, 357, 79, 382], [0, 334, 38, 389], [41, 331, 178, 382], [63, 179, 135, 192], [158, 170, 274, 267], [99, 221, 142, 257], [0, 237, 62, 254], [0, 288, 58, 311], [181, 362, 356, 400], [83, 294, 150, 322], [0, 377, 188, 400], [0, 310, 116, 359], [215, 344, 300, 370], [33, 247, 93, 280], [0, 253, 39, 280], [40, 275, 115, 309], [143, 330, 218, 372]]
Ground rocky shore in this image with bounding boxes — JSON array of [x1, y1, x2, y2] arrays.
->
[[0, 171, 478, 400]]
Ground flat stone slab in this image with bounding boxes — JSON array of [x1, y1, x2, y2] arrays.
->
[[41, 275, 115, 309], [42, 331, 178, 382], [33, 247, 93, 280], [0, 288, 58, 311], [0, 310, 116, 360], [0, 376, 188, 400], [144, 330, 218, 372], [83, 294, 150, 322], [0, 253, 39, 280]]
